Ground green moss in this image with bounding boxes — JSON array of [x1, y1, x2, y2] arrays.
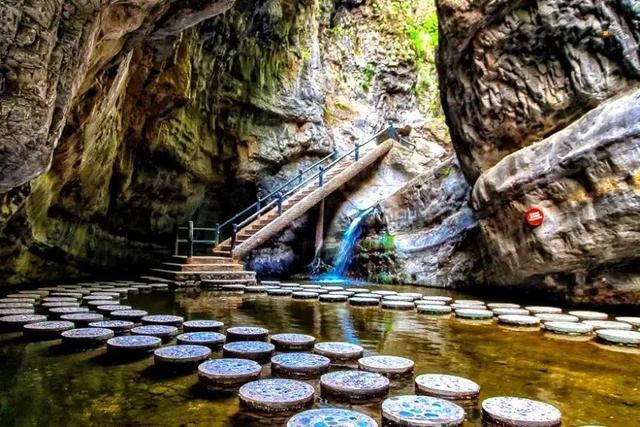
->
[[360, 62, 376, 92]]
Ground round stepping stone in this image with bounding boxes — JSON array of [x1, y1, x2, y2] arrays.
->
[[319, 293, 348, 302], [320, 370, 389, 401], [0, 298, 35, 304], [198, 358, 262, 390], [454, 308, 493, 320], [50, 292, 83, 299], [498, 315, 541, 327], [267, 288, 292, 296], [321, 286, 345, 292], [399, 292, 424, 299], [314, 342, 364, 361], [0, 308, 34, 316], [330, 290, 355, 297], [492, 308, 530, 316], [83, 295, 115, 303], [616, 316, 640, 327], [487, 303, 521, 309], [107, 335, 162, 355], [48, 306, 90, 318], [154, 345, 211, 366], [0, 303, 34, 309], [583, 320, 632, 331], [86, 300, 114, 308], [18, 290, 46, 297], [350, 288, 370, 293], [543, 321, 593, 336], [43, 297, 77, 303], [149, 283, 169, 290], [261, 280, 281, 286], [349, 297, 380, 307], [91, 292, 121, 299], [245, 286, 270, 293], [177, 331, 225, 348], [88, 320, 135, 333], [372, 290, 397, 297], [534, 313, 579, 323], [97, 305, 131, 315], [61, 327, 114, 347], [183, 319, 224, 332], [383, 295, 415, 302], [23, 321, 74, 339], [0, 314, 47, 331], [270, 333, 316, 351], [238, 379, 315, 413], [451, 303, 487, 310], [526, 306, 562, 314], [43, 302, 81, 310], [292, 291, 319, 299], [131, 325, 178, 339], [300, 284, 321, 290], [482, 396, 562, 426], [226, 326, 269, 342], [382, 395, 465, 427], [568, 311, 608, 321], [271, 353, 330, 378], [454, 299, 484, 305], [358, 355, 414, 378], [595, 329, 640, 347], [382, 300, 415, 310], [415, 374, 480, 400], [111, 310, 148, 322], [279, 283, 300, 289], [417, 305, 452, 315], [141, 314, 183, 327], [60, 312, 104, 326], [354, 292, 381, 299], [287, 408, 378, 427], [415, 300, 447, 306], [222, 341, 275, 361], [421, 295, 452, 303]]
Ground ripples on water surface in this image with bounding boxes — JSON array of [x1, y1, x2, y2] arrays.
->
[[0, 284, 638, 426]]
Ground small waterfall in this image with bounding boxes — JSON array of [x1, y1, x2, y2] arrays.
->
[[316, 206, 375, 283]]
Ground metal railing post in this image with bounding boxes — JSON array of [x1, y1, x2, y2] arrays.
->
[[277, 193, 283, 216], [354, 142, 360, 161], [187, 221, 194, 258], [214, 223, 220, 246], [174, 226, 179, 256], [319, 165, 324, 187], [298, 168, 304, 185], [256, 193, 262, 218], [331, 149, 337, 160], [231, 224, 238, 250]]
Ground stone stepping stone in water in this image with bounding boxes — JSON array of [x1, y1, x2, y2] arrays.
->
[[0, 298, 36, 304], [568, 311, 609, 321], [131, 325, 178, 340], [183, 320, 224, 332], [319, 294, 348, 303], [222, 341, 275, 362], [50, 292, 83, 299], [300, 284, 322, 290], [583, 320, 632, 331], [244, 286, 270, 293], [279, 283, 301, 289], [43, 302, 81, 310], [383, 295, 415, 302], [23, 321, 74, 340], [454, 308, 493, 320], [487, 303, 521, 309], [18, 290, 47, 297], [198, 358, 262, 390], [239, 378, 315, 413], [421, 295, 453, 303], [321, 286, 345, 292], [141, 315, 184, 327], [111, 310, 148, 322], [454, 299, 484, 305], [415, 374, 480, 400], [482, 396, 562, 426], [320, 370, 389, 401], [382, 395, 465, 427], [398, 292, 424, 300], [82, 295, 115, 303], [451, 303, 487, 310], [94, 290, 126, 298], [61, 327, 114, 347], [349, 297, 381, 307], [616, 317, 640, 327], [381, 300, 415, 310], [543, 321, 593, 336], [292, 291, 319, 300], [0, 303, 34, 309], [330, 290, 355, 297], [97, 305, 132, 315], [226, 326, 269, 342], [48, 307, 90, 319], [177, 332, 226, 349], [88, 320, 135, 333], [314, 342, 364, 361], [0, 314, 47, 331], [595, 329, 640, 347], [415, 300, 448, 306], [287, 408, 378, 427], [358, 355, 415, 378], [107, 335, 162, 355], [149, 283, 170, 291], [60, 312, 104, 326], [417, 305, 452, 315], [534, 313, 579, 323], [86, 300, 115, 308], [371, 290, 398, 297], [271, 353, 330, 378], [526, 306, 562, 314], [0, 308, 34, 316], [354, 292, 382, 299], [497, 315, 541, 328], [261, 281, 281, 286], [43, 297, 77, 303], [154, 345, 211, 367], [270, 333, 316, 351], [267, 288, 292, 296], [492, 308, 530, 316]]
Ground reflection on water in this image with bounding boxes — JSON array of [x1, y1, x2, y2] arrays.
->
[[0, 285, 639, 426]]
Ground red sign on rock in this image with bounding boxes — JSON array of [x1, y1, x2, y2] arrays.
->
[[525, 208, 544, 228]]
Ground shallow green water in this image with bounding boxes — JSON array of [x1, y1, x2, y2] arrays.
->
[[0, 285, 639, 426]]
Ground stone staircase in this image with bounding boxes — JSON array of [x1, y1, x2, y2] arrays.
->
[[146, 255, 257, 286]]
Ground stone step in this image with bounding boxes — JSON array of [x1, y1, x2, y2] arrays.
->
[[159, 262, 244, 272], [201, 279, 257, 288], [169, 255, 234, 265], [149, 268, 256, 282], [138, 276, 179, 285]]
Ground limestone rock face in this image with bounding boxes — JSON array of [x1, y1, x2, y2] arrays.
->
[[473, 89, 640, 304], [437, 0, 640, 182]]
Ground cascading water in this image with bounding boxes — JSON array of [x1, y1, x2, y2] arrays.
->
[[315, 206, 375, 283]]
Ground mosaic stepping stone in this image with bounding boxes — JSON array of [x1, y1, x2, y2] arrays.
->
[[320, 370, 389, 401], [415, 374, 480, 400], [239, 379, 315, 413], [292, 291, 319, 299], [415, 300, 447, 306], [482, 397, 562, 426], [226, 326, 269, 342], [154, 345, 211, 366], [287, 408, 378, 427], [526, 306, 562, 314], [330, 290, 355, 297], [23, 321, 74, 339], [382, 300, 415, 310], [198, 358, 262, 390], [382, 395, 465, 427], [270, 333, 316, 351], [0, 298, 36, 304], [271, 353, 330, 378], [0, 303, 34, 309], [487, 303, 521, 309], [421, 296, 452, 303], [111, 310, 148, 321], [350, 288, 371, 293], [97, 305, 131, 315], [107, 335, 162, 354], [86, 300, 115, 308], [383, 295, 415, 302], [358, 355, 415, 378], [300, 285, 322, 290], [245, 286, 270, 293], [372, 290, 398, 297], [88, 320, 135, 333], [141, 314, 184, 327], [543, 321, 593, 336], [417, 305, 452, 315], [221, 284, 245, 292], [18, 290, 47, 297], [48, 307, 90, 318], [92, 291, 123, 298], [451, 303, 487, 310], [534, 313, 579, 323], [595, 329, 640, 347], [222, 341, 275, 361], [131, 325, 178, 339], [181, 320, 224, 333], [261, 280, 281, 286], [50, 292, 83, 299], [177, 331, 226, 348], [314, 342, 364, 361], [497, 315, 541, 327], [43, 297, 78, 303], [0, 314, 47, 331], [279, 283, 301, 289], [267, 288, 292, 296], [454, 309, 493, 320], [568, 311, 608, 321], [0, 308, 34, 316], [319, 294, 348, 303], [349, 297, 380, 307], [43, 302, 81, 310], [492, 308, 530, 316], [616, 317, 640, 327], [454, 299, 484, 306], [354, 292, 381, 299], [82, 295, 115, 303], [583, 320, 632, 331], [60, 312, 104, 326], [61, 327, 114, 347], [321, 286, 345, 292]]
